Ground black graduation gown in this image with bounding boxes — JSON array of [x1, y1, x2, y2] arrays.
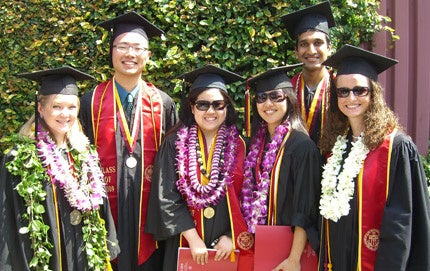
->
[[261, 129, 322, 251], [145, 133, 239, 271], [0, 149, 119, 271], [318, 132, 430, 270], [79, 87, 178, 271]]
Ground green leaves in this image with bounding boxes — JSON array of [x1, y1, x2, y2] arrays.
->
[[82, 211, 110, 271], [6, 134, 111, 270], [6, 136, 52, 270], [0, 0, 396, 152]]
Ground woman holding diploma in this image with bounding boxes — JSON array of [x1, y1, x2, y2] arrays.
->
[[242, 65, 322, 271], [146, 65, 254, 271]]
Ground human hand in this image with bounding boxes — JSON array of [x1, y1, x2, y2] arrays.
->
[[272, 257, 300, 271], [213, 235, 233, 261], [189, 238, 209, 265]]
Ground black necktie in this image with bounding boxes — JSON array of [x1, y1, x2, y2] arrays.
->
[[125, 93, 133, 116]]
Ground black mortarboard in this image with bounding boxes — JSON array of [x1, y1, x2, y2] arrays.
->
[[98, 11, 164, 41], [18, 66, 94, 95], [247, 63, 302, 93], [280, 1, 335, 38], [178, 64, 244, 93], [323, 44, 398, 81]]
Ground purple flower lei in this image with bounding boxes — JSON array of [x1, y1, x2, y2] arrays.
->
[[176, 124, 238, 209], [241, 120, 291, 233], [36, 127, 106, 211]]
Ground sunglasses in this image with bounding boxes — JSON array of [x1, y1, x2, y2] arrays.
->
[[256, 90, 287, 104], [336, 86, 370, 98], [193, 100, 227, 111]]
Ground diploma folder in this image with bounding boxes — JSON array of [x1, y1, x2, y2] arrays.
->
[[254, 225, 318, 271], [177, 247, 240, 271]]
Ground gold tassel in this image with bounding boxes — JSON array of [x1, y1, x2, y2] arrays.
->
[[106, 258, 112, 271], [245, 80, 251, 137], [230, 250, 236, 262]]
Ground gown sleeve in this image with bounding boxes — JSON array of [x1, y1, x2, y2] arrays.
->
[[374, 133, 430, 270], [0, 153, 17, 270], [278, 130, 322, 251], [159, 89, 178, 135], [0, 151, 33, 270], [145, 133, 195, 240]]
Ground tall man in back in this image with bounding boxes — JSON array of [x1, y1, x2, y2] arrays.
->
[[281, 1, 335, 145], [79, 11, 178, 271]]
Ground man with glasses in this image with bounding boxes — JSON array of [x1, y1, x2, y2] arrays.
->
[[281, 1, 335, 145], [79, 11, 178, 271]]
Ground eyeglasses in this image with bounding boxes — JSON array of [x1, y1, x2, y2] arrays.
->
[[336, 86, 370, 98], [256, 90, 287, 104], [193, 100, 227, 111], [113, 44, 148, 55]]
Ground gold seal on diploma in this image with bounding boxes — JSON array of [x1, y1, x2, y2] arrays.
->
[[70, 209, 82, 226], [203, 206, 215, 219]]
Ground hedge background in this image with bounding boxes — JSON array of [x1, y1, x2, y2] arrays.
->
[[0, 0, 395, 154]]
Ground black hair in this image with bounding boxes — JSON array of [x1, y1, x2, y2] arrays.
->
[[250, 87, 308, 136]]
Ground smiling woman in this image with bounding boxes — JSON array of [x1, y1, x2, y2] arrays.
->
[[0, 66, 119, 271], [145, 64, 254, 271], [242, 65, 321, 271], [318, 44, 430, 271], [37, 94, 79, 146]]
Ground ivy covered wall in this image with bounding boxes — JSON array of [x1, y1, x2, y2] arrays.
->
[[0, 0, 394, 153]]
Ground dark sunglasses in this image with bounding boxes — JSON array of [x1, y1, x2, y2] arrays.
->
[[193, 100, 227, 111], [256, 90, 287, 104], [336, 86, 370, 98]]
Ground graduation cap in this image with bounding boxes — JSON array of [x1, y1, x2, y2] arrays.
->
[[247, 63, 302, 93], [18, 66, 94, 96], [17, 66, 94, 139], [98, 11, 164, 41], [178, 64, 244, 93], [323, 44, 398, 81], [244, 64, 301, 136], [280, 1, 335, 38]]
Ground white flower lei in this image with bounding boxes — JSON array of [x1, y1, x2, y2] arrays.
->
[[320, 134, 370, 222]]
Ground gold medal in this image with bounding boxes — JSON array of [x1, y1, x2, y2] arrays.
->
[[70, 209, 82, 226], [203, 206, 215, 219], [126, 156, 137, 168]]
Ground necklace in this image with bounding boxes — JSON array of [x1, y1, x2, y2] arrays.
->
[[37, 130, 106, 211], [195, 129, 224, 181], [176, 124, 238, 209], [241, 121, 291, 233], [6, 127, 112, 270], [320, 134, 369, 222], [352, 132, 364, 141]]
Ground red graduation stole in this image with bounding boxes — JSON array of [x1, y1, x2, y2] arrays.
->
[[179, 137, 254, 271], [291, 70, 329, 138], [91, 78, 163, 265], [357, 129, 396, 271]]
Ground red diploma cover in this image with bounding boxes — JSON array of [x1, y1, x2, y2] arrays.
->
[[254, 225, 318, 271], [177, 248, 240, 271]]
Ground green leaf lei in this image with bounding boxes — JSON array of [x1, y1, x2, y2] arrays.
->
[[6, 134, 111, 271]]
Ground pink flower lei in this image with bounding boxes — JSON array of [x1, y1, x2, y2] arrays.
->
[[176, 124, 238, 209], [36, 127, 106, 211], [241, 120, 291, 233]]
